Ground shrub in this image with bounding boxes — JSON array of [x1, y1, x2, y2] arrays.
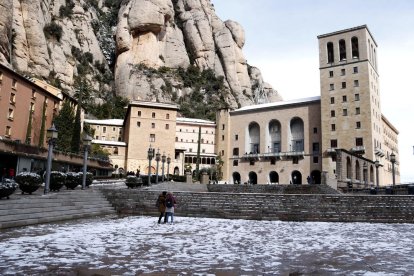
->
[[125, 175, 140, 189], [65, 172, 82, 190], [0, 178, 18, 199], [49, 171, 67, 191], [44, 22, 63, 42], [170, 175, 186, 182], [78, 172, 94, 187], [15, 172, 42, 194]]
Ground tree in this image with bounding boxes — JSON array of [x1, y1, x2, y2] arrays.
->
[[54, 100, 75, 152]]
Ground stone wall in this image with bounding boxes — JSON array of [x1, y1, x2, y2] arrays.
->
[[101, 189, 414, 223], [206, 184, 340, 194]]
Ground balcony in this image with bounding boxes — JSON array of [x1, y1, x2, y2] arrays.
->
[[326, 148, 337, 155], [351, 146, 366, 154]]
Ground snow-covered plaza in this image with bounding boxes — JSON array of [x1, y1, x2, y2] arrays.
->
[[1, 215, 414, 275]]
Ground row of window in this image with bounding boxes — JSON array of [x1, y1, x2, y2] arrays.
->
[[329, 66, 358, 77], [96, 125, 122, 134], [330, 94, 360, 104], [137, 121, 170, 130], [330, 137, 363, 148], [95, 136, 122, 142], [179, 128, 214, 134], [330, 107, 360, 117], [329, 80, 359, 91], [137, 111, 170, 119], [330, 121, 361, 131], [175, 137, 214, 144], [233, 156, 320, 167]]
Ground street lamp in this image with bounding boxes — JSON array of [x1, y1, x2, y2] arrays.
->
[[390, 151, 396, 187], [81, 135, 92, 190], [161, 152, 166, 182], [155, 149, 161, 183], [44, 124, 58, 194], [167, 155, 171, 181], [147, 145, 153, 186], [375, 159, 380, 190]]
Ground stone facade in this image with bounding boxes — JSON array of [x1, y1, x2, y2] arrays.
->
[[318, 25, 399, 186]]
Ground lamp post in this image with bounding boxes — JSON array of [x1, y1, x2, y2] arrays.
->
[[147, 145, 153, 186], [155, 149, 161, 184], [390, 151, 396, 187], [161, 152, 166, 182], [44, 124, 58, 194], [167, 155, 171, 182], [81, 135, 92, 190], [375, 159, 380, 190]]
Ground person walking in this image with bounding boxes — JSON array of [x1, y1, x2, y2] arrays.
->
[[157, 191, 167, 224], [164, 192, 177, 224]]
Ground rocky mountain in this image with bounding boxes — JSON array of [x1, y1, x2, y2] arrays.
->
[[0, 0, 282, 113]]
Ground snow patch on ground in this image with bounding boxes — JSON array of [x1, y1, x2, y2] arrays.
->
[[0, 216, 413, 275]]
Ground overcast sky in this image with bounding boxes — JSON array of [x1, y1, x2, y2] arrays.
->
[[212, 0, 414, 182]]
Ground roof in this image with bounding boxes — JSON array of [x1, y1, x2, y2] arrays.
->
[[317, 25, 377, 46], [381, 114, 399, 134], [129, 101, 179, 110], [85, 119, 124, 126], [92, 140, 127, 146], [177, 117, 216, 126], [232, 96, 321, 114]]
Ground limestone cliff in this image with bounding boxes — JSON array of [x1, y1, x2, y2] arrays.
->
[[0, 0, 282, 109]]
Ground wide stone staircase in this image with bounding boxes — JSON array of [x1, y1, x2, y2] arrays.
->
[[0, 188, 115, 229], [102, 189, 414, 223]]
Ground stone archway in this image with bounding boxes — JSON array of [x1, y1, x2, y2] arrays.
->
[[174, 166, 179, 175], [232, 172, 241, 184], [269, 171, 279, 184], [292, 170, 302, 184], [248, 171, 258, 185]]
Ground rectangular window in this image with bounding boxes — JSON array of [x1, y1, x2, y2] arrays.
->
[[250, 159, 255, 166], [235, 134, 238, 141], [151, 123, 155, 128], [330, 97, 335, 104], [166, 113, 170, 119], [8, 109, 14, 120], [5, 126, 11, 137], [138, 111, 141, 117], [356, 107, 360, 115], [313, 127, 317, 134], [353, 66, 358, 73], [103, 127, 106, 133], [355, 94, 360, 101], [343, 109, 348, 116], [293, 157, 299, 164], [329, 84, 334, 90], [313, 156, 319, 163], [329, 71, 334, 77], [165, 124, 169, 129], [30, 102, 35, 112], [10, 93, 16, 104], [341, 82, 346, 89], [356, 137, 363, 146], [31, 89, 36, 99], [354, 80, 359, 87], [342, 95, 347, 102], [331, 124, 336, 131], [150, 134, 155, 142], [12, 79, 17, 89], [137, 121, 141, 127], [330, 139, 338, 148], [341, 69, 346, 76], [331, 110, 335, 117], [222, 124, 225, 130], [112, 127, 116, 131], [152, 112, 155, 118], [233, 148, 239, 156], [189, 148, 193, 152], [356, 122, 361, 129], [95, 136, 99, 139], [312, 143, 319, 152], [102, 136, 106, 141], [221, 135, 224, 141]]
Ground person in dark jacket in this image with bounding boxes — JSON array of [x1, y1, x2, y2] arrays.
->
[[157, 191, 167, 224], [164, 192, 177, 224]]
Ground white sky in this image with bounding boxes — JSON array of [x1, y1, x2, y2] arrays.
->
[[213, 0, 414, 182]]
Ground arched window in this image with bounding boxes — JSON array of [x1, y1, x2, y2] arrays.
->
[[327, 42, 334, 63], [351, 37, 359, 59], [248, 122, 260, 154], [269, 120, 281, 153], [248, 171, 258, 185], [232, 172, 241, 184], [291, 171, 302, 184], [269, 171, 279, 184], [339, 39, 346, 60], [290, 118, 304, 152]]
